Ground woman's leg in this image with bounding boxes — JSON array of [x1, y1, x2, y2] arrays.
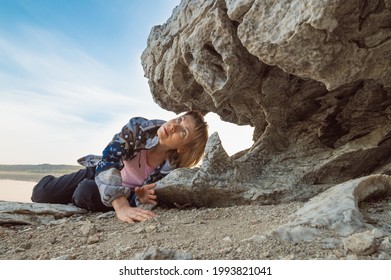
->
[[31, 168, 95, 204], [72, 179, 113, 212]]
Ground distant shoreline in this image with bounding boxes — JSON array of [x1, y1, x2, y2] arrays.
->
[[0, 164, 81, 182]]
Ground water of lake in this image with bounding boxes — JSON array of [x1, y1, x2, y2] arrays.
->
[[0, 179, 36, 203]]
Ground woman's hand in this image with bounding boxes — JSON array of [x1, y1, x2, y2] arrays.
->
[[135, 183, 158, 205], [112, 196, 157, 223]]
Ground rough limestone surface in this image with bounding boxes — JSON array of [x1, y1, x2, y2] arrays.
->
[[133, 247, 193, 260], [0, 201, 87, 225], [268, 174, 391, 242], [141, 0, 391, 209], [343, 231, 377, 256], [139, 0, 391, 255]]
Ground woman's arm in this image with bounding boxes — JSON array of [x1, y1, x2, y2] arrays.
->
[[112, 196, 157, 223], [95, 117, 165, 219], [95, 117, 147, 206]]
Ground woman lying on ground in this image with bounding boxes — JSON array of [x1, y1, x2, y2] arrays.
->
[[31, 110, 208, 223]]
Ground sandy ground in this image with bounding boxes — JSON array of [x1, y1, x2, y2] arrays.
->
[[1, 197, 390, 260]]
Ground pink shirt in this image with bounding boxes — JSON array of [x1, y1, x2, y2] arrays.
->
[[121, 149, 155, 189]]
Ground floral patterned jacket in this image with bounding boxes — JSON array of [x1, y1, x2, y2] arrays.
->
[[93, 117, 174, 206]]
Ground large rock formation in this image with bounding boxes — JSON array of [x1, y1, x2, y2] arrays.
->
[[141, 0, 391, 206]]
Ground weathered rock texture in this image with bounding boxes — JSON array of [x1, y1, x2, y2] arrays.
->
[[269, 174, 391, 242], [141, 0, 391, 206], [0, 201, 86, 225]]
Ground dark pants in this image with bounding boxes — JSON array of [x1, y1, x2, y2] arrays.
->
[[31, 168, 114, 212]]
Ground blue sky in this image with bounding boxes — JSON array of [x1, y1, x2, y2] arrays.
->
[[0, 0, 253, 165]]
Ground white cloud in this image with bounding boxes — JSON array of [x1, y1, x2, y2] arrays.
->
[[0, 26, 153, 164]]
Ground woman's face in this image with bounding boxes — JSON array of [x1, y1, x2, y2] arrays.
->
[[157, 114, 196, 152]]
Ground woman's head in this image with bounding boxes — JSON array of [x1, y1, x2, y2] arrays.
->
[[159, 110, 208, 168]]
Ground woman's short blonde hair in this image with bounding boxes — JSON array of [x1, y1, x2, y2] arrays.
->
[[168, 110, 208, 168]]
